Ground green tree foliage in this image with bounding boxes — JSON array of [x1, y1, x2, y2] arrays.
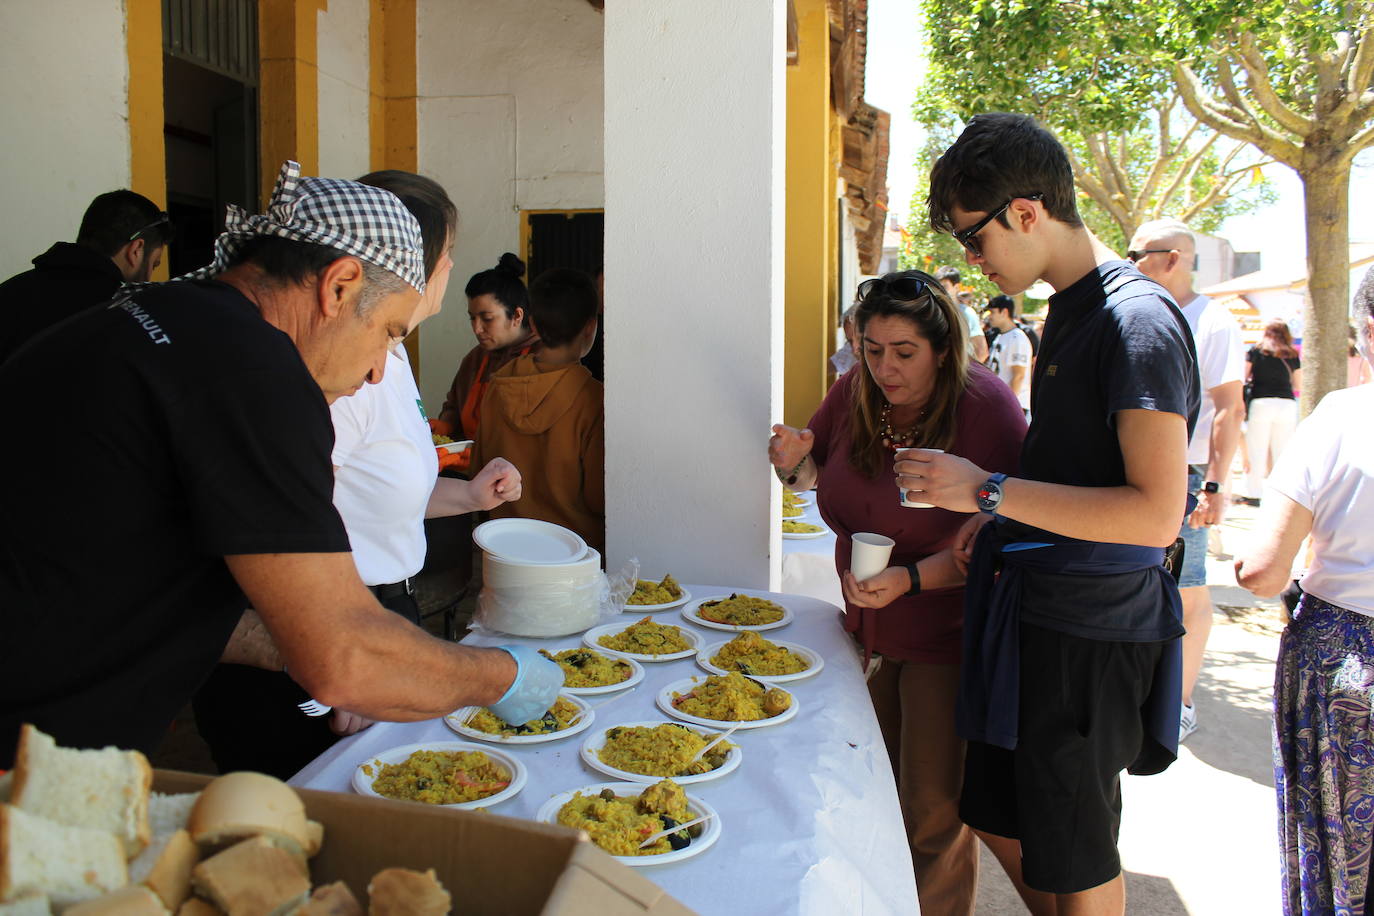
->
[[916, 0, 1374, 413]]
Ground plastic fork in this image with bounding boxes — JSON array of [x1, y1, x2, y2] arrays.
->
[[297, 698, 332, 717], [686, 725, 740, 765], [566, 687, 639, 728]]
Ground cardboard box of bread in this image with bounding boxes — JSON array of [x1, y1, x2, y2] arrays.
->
[[0, 725, 694, 916]]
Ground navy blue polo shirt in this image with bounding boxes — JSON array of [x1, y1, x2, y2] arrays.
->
[[1016, 260, 1199, 640]]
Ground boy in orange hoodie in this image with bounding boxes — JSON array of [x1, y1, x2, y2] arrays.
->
[[473, 268, 604, 553]]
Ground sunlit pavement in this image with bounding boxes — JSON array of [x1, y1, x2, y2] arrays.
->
[[975, 496, 1285, 914]]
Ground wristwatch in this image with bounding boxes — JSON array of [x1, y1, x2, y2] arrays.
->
[[1202, 481, 1220, 494], [976, 473, 1008, 515]]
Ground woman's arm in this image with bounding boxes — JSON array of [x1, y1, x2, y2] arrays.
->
[[1290, 367, 1302, 394], [842, 547, 964, 609], [424, 458, 521, 517], [1235, 492, 1312, 597]]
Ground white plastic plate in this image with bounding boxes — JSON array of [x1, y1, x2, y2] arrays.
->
[[781, 526, 828, 540], [696, 638, 824, 683], [542, 648, 646, 696], [583, 621, 700, 663], [535, 782, 721, 866], [436, 439, 474, 454], [579, 719, 743, 785], [473, 518, 588, 565], [351, 741, 526, 810], [444, 693, 594, 744], [656, 675, 799, 730], [623, 582, 693, 613], [681, 595, 793, 632]]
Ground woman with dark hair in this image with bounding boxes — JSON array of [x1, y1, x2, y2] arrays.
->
[[433, 252, 540, 440], [768, 269, 1026, 915], [1236, 282, 1374, 915], [1243, 319, 1302, 503]]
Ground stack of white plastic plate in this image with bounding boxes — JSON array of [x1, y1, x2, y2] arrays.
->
[[474, 519, 602, 636]]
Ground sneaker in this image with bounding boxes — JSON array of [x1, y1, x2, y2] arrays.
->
[[1179, 703, 1198, 743]]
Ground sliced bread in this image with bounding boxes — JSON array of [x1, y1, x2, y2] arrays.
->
[[0, 803, 127, 909], [9, 725, 151, 858], [296, 883, 362, 916], [191, 837, 308, 916], [0, 893, 49, 916], [64, 885, 170, 915]]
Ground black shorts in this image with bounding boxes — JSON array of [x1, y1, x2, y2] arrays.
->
[[959, 623, 1165, 894]]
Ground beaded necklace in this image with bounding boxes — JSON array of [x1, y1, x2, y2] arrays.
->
[[879, 401, 925, 452]]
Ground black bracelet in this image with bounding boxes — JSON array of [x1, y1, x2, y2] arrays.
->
[[775, 455, 808, 486], [904, 563, 922, 596]]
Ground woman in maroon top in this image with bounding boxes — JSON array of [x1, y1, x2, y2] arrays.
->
[[770, 270, 1025, 915]]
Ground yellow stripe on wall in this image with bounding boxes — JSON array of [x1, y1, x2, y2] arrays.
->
[[260, 0, 327, 205], [127, 0, 168, 279]]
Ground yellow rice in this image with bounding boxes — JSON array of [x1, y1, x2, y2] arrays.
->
[[465, 695, 580, 735], [539, 648, 634, 688], [598, 616, 693, 655], [627, 574, 684, 605], [694, 594, 785, 626], [556, 779, 692, 856], [366, 749, 509, 805], [670, 671, 792, 722], [710, 630, 809, 676], [597, 724, 734, 777]]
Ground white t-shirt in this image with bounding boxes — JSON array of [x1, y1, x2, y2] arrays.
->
[[1265, 384, 1374, 615], [988, 326, 1032, 408], [330, 346, 439, 585], [959, 303, 984, 356], [1180, 294, 1245, 465]]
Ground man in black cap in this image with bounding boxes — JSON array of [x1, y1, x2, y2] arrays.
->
[[0, 190, 173, 362]]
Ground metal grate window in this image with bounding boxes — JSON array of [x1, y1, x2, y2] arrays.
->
[[162, 0, 258, 86]]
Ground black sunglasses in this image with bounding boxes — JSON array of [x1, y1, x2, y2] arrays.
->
[[1126, 248, 1174, 263], [857, 274, 940, 304], [128, 212, 174, 243], [952, 193, 1043, 258]]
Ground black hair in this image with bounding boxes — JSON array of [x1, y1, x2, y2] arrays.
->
[[76, 190, 171, 257], [927, 112, 1082, 234], [357, 170, 457, 279], [465, 253, 529, 323], [935, 266, 961, 286], [987, 294, 1015, 315], [222, 235, 406, 316], [527, 268, 599, 348]]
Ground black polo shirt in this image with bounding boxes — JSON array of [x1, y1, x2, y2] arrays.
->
[[0, 280, 350, 766], [0, 242, 125, 364], [1016, 260, 1199, 640]]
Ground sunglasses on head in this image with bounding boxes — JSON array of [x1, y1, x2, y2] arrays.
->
[[128, 212, 174, 243], [857, 274, 940, 304], [952, 193, 1043, 258]]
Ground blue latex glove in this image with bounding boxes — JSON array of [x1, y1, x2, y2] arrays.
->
[[488, 644, 565, 726]]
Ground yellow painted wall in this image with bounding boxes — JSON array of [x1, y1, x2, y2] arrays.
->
[[260, 0, 326, 205], [783, 0, 834, 429], [127, 0, 168, 280]]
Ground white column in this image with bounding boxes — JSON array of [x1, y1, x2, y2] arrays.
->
[[603, 2, 786, 589]]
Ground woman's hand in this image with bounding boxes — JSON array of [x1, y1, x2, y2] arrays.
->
[[952, 514, 994, 574], [842, 566, 910, 609], [470, 458, 522, 509], [769, 424, 814, 472], [894, 450, 987, 513]]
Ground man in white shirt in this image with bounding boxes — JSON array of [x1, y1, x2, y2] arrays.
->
[[936, 265, 989, 362], [985, 294, 1032, 414], [1128, 218, 1245, 742]]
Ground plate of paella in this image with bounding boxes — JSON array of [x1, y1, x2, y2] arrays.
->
[[538, 646, 645, 696], [681, 594, 793, 632], [580, 720, 742, 785], [535, 780, 722, 867], [584, 617, 701, 662], [352, 741, 526, 810], [696, 632, 823, 683], [656, 672, 799, 730], [444, 693, 594, 745]]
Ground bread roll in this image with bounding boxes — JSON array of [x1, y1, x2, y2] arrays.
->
[[187, 774, 321, 859], [174, 899, 222, 916], [297, 883, 362, 916], [191, 837, 308, 916], [9, 725, 151, 858], [64, 885, 169, 915], [0, 803, 127, 909], [366, 869, 450, 916]]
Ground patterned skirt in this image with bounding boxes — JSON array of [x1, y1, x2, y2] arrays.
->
[[1275, 594, 1374, 916]]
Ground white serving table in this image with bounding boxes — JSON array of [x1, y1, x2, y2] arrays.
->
[[781, 497, 845, 609], [291, 585, 919, 916]]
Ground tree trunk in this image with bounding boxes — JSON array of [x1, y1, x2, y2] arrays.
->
[[1298, 162, 1351, 417]]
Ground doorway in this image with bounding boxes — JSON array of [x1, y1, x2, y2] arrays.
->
[[162, 0, 259, 277]]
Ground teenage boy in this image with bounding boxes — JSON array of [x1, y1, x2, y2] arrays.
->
[[898, 113, 1199, 915], [474, 268, 605, 553]]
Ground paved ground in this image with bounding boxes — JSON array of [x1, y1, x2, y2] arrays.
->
[[975, 497, 1286, 914]]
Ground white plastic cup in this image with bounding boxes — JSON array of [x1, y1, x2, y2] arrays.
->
[[897, 448, 944, 508], [851, 532, 896, 582]]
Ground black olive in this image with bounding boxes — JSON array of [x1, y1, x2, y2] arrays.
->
[[541, 711, 559, 730], [567, 651, 592, 668], [659, 815, 691, 850], [687, 822, 704, 838], [599, 788, 618, 800], [667, 722, 693, 732], [414, 778, 430, 790], [737, 661, 754, 675], [607, 727, 623, 739]]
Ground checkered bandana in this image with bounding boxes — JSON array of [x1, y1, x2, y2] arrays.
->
[[182, 160, 426, 292]]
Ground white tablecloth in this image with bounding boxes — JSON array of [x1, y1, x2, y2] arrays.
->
[[290, 585, 919, 916], [781, 496, 844, 609]]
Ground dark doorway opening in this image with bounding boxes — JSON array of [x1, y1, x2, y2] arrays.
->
[[524, 211, 604, 281], [162, 0, 258, 277]]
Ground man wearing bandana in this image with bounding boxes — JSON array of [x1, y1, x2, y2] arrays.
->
[[0, 162, 561, 767]]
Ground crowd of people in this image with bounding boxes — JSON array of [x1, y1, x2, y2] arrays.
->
[[1, 108, 1370, 916], [783, 111, 1373, 915]]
